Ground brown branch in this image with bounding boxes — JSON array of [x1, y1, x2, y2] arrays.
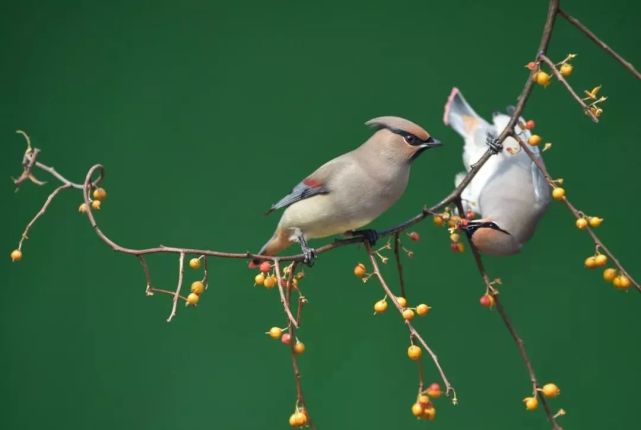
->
[[467, 241, 563, 430], [538, 54, 599, 122], [513, 133, 641, 293], [17, 184, 71, 250], [166, 252, 185, 322], [365, 241, 458, 404], [137, 255, 154, 296], [558, 8, 641, 81], [273, 260, 299, 328], [393, 232, 408, 300]]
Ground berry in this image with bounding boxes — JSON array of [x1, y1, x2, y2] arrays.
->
[[189, 258, 201, 269], [374, 299, 388, 314], [559, 63, 573, 77], [528, 134, 542, 146], [409, 231, 420, 241], [294, 342, 306, 355], [396, 297, 408, 308], [480, 294, 495, 308], [416, 304, 430, 316], [451, 242, 465, 253], [418, 395, 431, 407], [281, 333, 292, 345], [613, 275, 631, 290], [92, 187, 107, 201], [267, 327, 282, 339], [254, 273, 265, 286], [603, 268, 617, 282], [186, 293, 200, 306], [552, 187, 566, 200], [534, 71, 551, 86], [10, 249, 22, 262], [576, 218, 588, 229], [411, 403, 424, 417], [407, 345, 422, 360], [594, 254, 608, 267], [427, 383, 442, 398], [422, 407, 436, 421], [433, 215, 444, 226], [354, 263, 367, 278], [450, 233, 460, 243], [259, 261, 271, 273], [263, 276, 276, 289], [78, 203, 88, 213], [525, 119, 536, 130], [526, 61, 538, 70], [523, 396, 538, 411], [541, 383, 560, 398], [402, 309, 415, 321], [589, 217, 603, 228], [289, 411, 307, 427], [191, 281, 205, 295], [91, 200, 101, 210], [584, 256, 597, 269]]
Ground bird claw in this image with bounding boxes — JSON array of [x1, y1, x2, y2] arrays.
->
[[486, 135, 503, 154], [302, 247, 317, 267], [354, 229, 380, 246]]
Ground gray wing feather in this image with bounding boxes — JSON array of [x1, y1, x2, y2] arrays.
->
[[266, 182, 329, 215]]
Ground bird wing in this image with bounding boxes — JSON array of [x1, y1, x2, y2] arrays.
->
[[265, 160, 337, 215]]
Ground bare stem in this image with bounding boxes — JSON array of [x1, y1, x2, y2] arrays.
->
[[393, 232, 407, 300], [166, 252, 185, 322], [17, 184, 71, 250]]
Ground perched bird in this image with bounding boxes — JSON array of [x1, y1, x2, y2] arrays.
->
[[253, 116, 442, 265], [443, 87, 550, 255]]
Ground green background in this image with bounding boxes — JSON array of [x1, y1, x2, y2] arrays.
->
[[2, 1, 640, 428]]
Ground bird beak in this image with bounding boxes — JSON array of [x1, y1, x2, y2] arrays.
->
[[421, 137, 442, 149]]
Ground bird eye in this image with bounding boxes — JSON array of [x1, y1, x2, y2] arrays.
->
[[404, 135, 418, 145]]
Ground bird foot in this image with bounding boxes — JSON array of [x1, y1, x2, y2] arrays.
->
[[486, 135, 503, 154], [302, 247, 317, 267], [353, 229, 380, 246]]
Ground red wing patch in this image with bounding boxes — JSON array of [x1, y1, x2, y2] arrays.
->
[[303, 178, 322, 188]]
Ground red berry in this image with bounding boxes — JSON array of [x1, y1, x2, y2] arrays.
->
[[480, 294, 495, 307], [409, 231, 420, 241], [259, 261, 271, 273], [526, 61, 537, 71], [281, 333, 291, 345], [525, 120, 536, 129]]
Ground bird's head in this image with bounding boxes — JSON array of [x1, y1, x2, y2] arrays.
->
[[365, 116, 442, 163], [460, 219, 521, 256]]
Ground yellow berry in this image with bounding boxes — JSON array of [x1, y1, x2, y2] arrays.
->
[[407, 345, 422, 360], [411, 403, 424, 417], [190, 281, 205, 295], [92, 187, 107, 201], [402, 309, 415, 321], [91, 200, 101, 210], [589, 217, 603, 228], [575, 218, 588, 229], [78, 203, 88, 213], [267, 327, 282, 339], [254, 273, 265, 285], [552, 187, 565, 200], [263, 276, 276, 289], [535, 71, 551, 86], [422, 407, 436, 421], [613, 275, 631, 290], [10, 249, 22, 262], [186, 293, 200, 306], [289, 411, 307, 427], [353, 263, 367, 278], [541, 383, 560, 398], [603, 268, 617, 282], [449, 233, 460, 242], [396, 297, 408, 308], [294, 342, 306, 355], [528, 134, 542, 146], [559, 63, 573, 77], [584, 256, 597, 269], [189, 258, 201, 269], [418, 395, 431, 407], [433, 215, 444, 226], [523, 396, 538, 411], [416, 304, 430, 316], [594, 254, 608, 267], [374, 299, 388, 314]]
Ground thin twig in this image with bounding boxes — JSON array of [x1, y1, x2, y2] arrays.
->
[[558, 8, 641, 81], [393, 232, 407, 300], [166, 252, 185, 322], [137, 255, 154, 296], [273, 260, 300, 328], [17, 184, 71, 250]]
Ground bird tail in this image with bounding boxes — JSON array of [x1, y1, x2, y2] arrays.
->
[[249, 228, 292, 267], [443, 87, 483, 138]]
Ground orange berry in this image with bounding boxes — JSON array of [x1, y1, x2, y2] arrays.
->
[[289, 411, 307, 427], [92, 187, 107, 201], [416, 304, 430, 316], [603, 268, 617, 282], [552, 187, 566, 200], [10, 249, 22, 262], [534, 70, 551, 86], [263, 276, 276, 289], [541, 383, 560, 398], [396, 297, 408, 308], [594, 254, 608, 267], [426, 383, 442, 398], [559, 63, 573, 77], [584, 256, 597, 269], [259, 261, 271, 273], [402, 309, 415, 321], [411, 403, 424, 417], [374, 299, 388, 314], [354, 263, 367, 278], [407, 345, 422, 360], [528, 134, 542, 146], [589, 217, 603, 228], [91, 200, 101, 210], [186, 293, 200, 306], [190, 281, 205, 295], [433, 215, 444, 226], [480, 294, 495, 308], [294, 342, 306, 355], [523, 396, 538, 411], [526, 61, 538, 71], [525, 119, 536, 129], [418, 395, 431, 407], [422, 407, 436, 421], [189, 258, 202, 269], [613, 275, 631, 290], [78, 203, 88, 213], [575, 218, 588, 229]]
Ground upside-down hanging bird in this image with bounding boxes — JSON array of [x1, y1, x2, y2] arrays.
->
[[253, 116, 442, 265], [443, 87, 550, 255]]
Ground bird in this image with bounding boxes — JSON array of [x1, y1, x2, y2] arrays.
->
[[252, 116, 442, 265], [443, 87, 550, 255]]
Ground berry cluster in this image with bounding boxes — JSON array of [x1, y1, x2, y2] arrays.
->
[[410, 383, 443, 421]]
